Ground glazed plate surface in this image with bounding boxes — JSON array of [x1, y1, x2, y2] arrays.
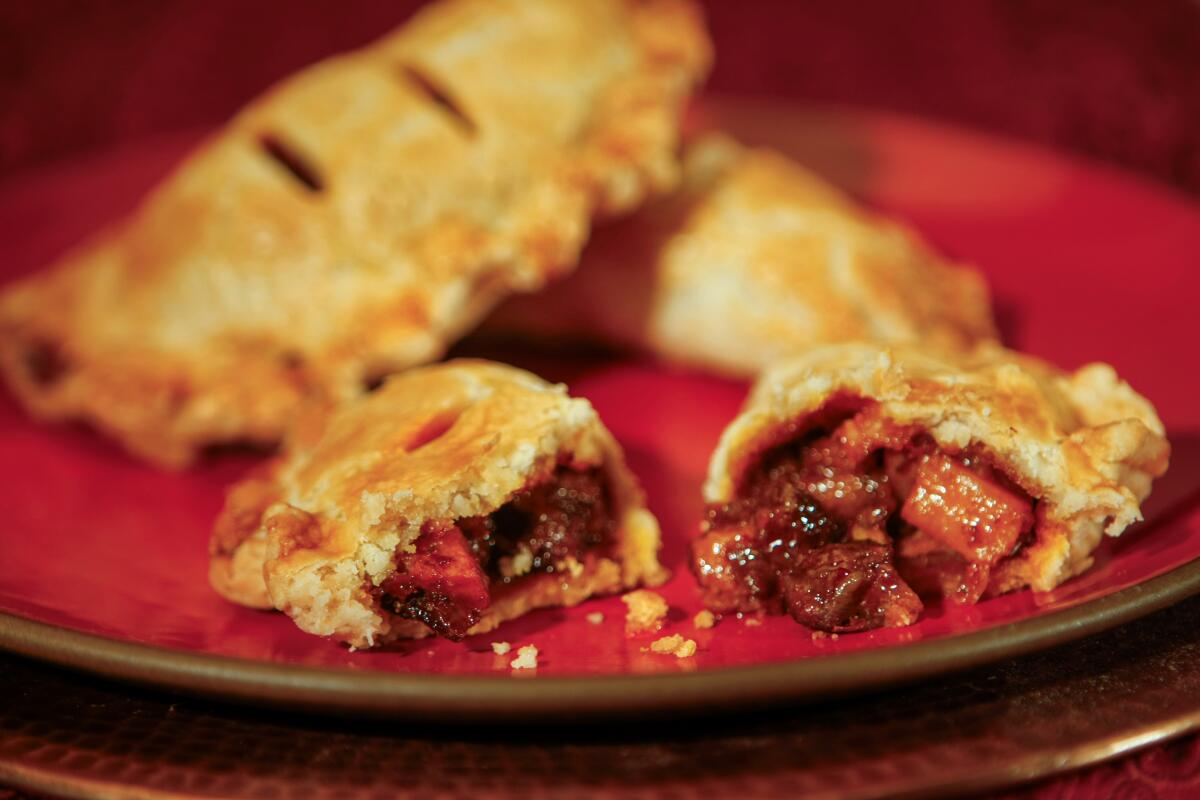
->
[[2, 98, 1198, 717]]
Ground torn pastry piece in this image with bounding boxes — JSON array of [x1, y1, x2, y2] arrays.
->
[[486, 135, 996, 377], [210, 360, 666, 647], [0, 0, 711, 468], [692, 343, 1169, 632]]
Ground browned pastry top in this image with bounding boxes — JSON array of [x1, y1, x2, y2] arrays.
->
[[0, 0, 711, 467]]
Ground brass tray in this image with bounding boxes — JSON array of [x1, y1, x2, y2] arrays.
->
[[4, 592, 1200, 799]]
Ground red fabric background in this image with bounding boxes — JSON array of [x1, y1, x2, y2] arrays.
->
[[1, 2, 1198, 798], [1005, 736, 1200, 799], [5, 741, 1200, 799], [1, 0, 1199, 192]]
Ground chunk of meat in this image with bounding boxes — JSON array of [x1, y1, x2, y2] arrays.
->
[[691, 524, 780, 614], [692, 402, 1040, 635], [797, 411, 916, 526], [696, 474, 845, 614], [901, 454, 1033, 567], [895, 529, 990, 604], [375, 466, 616, 640], [464, 467, 613, 581], [378, 522, 490, 640], [779, 543, 923, 632], [709, 458, 846, 551]]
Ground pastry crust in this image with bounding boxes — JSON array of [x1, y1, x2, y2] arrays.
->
[[0, 0, 711, 468], [210, 359, 666, 648], [704, 342, 1169, 594], [487, 135, 996, 376]]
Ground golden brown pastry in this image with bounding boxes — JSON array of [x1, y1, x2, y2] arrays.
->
[[487, 135, 996, 376], [0, 0, 711, 468], [210, 360, 666, 647], [692, 342, 1168, 632]]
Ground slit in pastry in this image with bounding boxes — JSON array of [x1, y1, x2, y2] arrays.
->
[[258, 134, 325, 192], [399, 63, 477, 135]]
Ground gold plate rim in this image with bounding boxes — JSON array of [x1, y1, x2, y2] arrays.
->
[[2, 553, 1199, 722]]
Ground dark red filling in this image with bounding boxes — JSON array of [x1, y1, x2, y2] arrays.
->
[[376, 522, 489, 640], [375, 466, 614, 640], [691, 400, 1035, 633]]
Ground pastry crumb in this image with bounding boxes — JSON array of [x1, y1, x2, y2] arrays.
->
[[491, 641, 511, 655], [811, 630, 828, 641], [586, 612, 605, 625], [693, 610, 716, 629], [622, 590, 669, 634], [510, 645, 538, 670], [743, 617, 762, 627], [648, 634, 697, 659]]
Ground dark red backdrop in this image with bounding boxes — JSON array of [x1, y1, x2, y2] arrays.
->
[[2, 0, 1200, 193], [2, 2, 1199, 798]]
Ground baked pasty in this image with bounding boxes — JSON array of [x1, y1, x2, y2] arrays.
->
[[692, 343, 1168, 631], [210, 360, 666, 646], [486, 136, 996, 377], [0, 0, 711, 468]]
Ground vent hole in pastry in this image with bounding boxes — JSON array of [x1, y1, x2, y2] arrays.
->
[[22, 339, 70, 387], [404, 409, 463, 452], [401, 64, 476, 135], [259, 134, 325, 192]]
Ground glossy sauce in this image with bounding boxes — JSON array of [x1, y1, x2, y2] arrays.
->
[[692, 403, 1035, 632], [376, 466, 614, 640]]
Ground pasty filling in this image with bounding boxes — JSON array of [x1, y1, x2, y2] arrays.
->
[[374, 465, 615, 640], [691, 398, 1035, 632]]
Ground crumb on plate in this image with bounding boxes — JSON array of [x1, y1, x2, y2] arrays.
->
[[510, 645, 538, 671], [743, 617, 762, 627], [648, 634, 697, 659], [586, 612, 605, 625], [693, 610, 716, 629], [491, 641, 511, 655], [622, 589, 669, 634]]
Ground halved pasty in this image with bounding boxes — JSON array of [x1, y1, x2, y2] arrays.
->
[[693, 342, 1169, 631], [0, 0, 711, 468], [487, 135, 996, 377], [210, 360, 666, 646]]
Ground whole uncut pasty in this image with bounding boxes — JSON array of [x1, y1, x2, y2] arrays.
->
[[488, 136, 996, 376], [0, 0, 710, 467]]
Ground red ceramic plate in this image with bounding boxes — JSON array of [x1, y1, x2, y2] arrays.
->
[[1, 98, 1199, 719]]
